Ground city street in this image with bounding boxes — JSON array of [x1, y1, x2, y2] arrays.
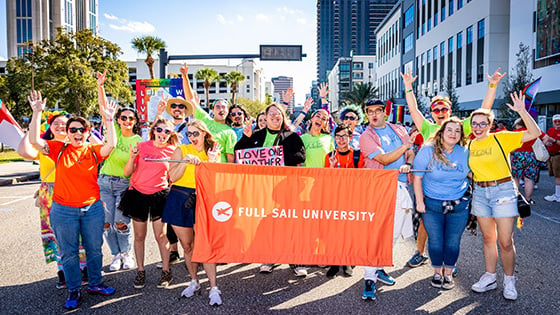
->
[[0, 172, 559, 314]]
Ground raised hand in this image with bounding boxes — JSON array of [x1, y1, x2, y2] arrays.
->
[[243, 123, 252, 138], [180, 63, 189, 78], [282, 88, 294, 104], [28, 90, 47, 113], [318, 82, 329, 98], [129, 143, 139, 158], [97, 70, 107, 87], [400, 71, 417, 87], [506, 91, 526, 113], [303, 97, 314, 112], [329, 153, 337, 168], [208, 143, 222, 162], [487, 67, 506, 85], [407, 131, 419, 147], [157, 95, 169, 117], [102, 99, 118, 120]]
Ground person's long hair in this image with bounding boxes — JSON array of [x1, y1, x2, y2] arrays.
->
[[149, 118, 179, 146], [311, 109, 331, 134], [187, 120, 216, 154], [41, 113, 70, 140], [225, 104, 250, 126], [115, 106, 141, 135], [265, 103, 291, 131], [428, 117, 466, 166]]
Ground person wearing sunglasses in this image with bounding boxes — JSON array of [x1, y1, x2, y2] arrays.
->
[[400, 68, 506, 271], [162, 119, 223, 305], [359, 98, 417, 301], [120, 119, 179, 290], [180, 63, 237, 163], [28, 90, 118, 310], [338, 104, 365, 150], [226, 104, 250, 141], [301, 109, 334, 168], [468, 91, 540, 301], [95, 71, 143, 273]]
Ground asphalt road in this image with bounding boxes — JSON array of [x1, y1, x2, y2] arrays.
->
[[0, 173, 559, 314]]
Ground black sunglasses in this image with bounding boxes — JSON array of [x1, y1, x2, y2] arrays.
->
[[343, 116, 357, 121], [170, 104, 186, 109], [230, 112, 243, 117], [154, 127, 171, 134], [68, 127, 87, 134], [187, 131, 201, 137], [119, 115, 136, 121]]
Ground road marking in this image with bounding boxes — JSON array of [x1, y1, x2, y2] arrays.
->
[[533, 211, 560, 224], [0, 208, 13, 212], [0, 196, 32, 206]]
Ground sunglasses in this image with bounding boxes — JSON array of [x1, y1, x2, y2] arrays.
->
[[68, 127, 87, 134], [471, 122, 489, 129], [170, 104, 186, 109], [119, 115, 136, 121], [187, 131, 201, 138], [154, 127, 172, 134], [230, 112, 243, 117], [343, 116, 357, 121], [431, 107, 450, 114]]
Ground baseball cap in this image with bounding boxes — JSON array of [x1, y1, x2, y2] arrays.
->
[[553, 114, 560, 121], [365, 99, 385, 107]]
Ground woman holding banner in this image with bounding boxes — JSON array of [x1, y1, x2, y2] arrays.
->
[[412, 117, 470, 290], [301, 109, 334, 168], [162, 120, 223, 305], [120, 118, 178, 290], [235, 103, 306, 276]]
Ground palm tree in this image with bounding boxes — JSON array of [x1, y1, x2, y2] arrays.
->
[[344, 82, 378, 108], [131, 36, 166, 79], [223, 71, 246, 104], [195, 68, 219, 108]]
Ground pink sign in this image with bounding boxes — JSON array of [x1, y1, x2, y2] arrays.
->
[[235, 146, 285, 166]]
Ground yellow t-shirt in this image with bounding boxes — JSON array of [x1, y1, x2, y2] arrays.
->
[[172, 144, 208, 188], [39, 153, 56, 183], [469, 131, 524, 182]]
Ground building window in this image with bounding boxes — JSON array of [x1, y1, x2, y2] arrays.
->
[[440, 42, 445, 89], [477, 19, 485, 82], [466, 25, 473, 85], [441, 1, 446, 22], [458, 0, 464, 10], [457, 31, 463, 87], [404, 5, 414, 27], [404, 34, 414, 53], [449, 0, 454, 16], [448, 37, 453, 54]]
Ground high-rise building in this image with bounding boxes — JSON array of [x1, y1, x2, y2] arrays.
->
[[317, 0, 398, 82], [271, 76, 294, 113], [6, 0, 99, 58]]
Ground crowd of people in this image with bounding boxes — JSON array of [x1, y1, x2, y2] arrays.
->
[[15, 64, 560, 310]]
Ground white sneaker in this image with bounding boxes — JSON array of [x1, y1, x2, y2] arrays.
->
[[209, 286, 223, 306], [544, 194, 560, 202], [503, 275, 518, 300], [181, 280, 200, 298], [471, 272, 497, 293], [259, 264, 274, 273], [121, 252, 135, 270], [109, 254, 122, 271], [294, 266, 308, 277]]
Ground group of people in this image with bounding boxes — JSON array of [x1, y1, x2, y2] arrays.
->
[[15, 64, 560, 310]]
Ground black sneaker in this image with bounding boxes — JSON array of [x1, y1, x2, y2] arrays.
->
[[134, 270, 146, 289], [169, 251, 181, 265], [157, 270, 173, 288], [442, 275, 455, 290], [56, 270, 66, 289], [326, 266, 339, 278], [81, 267, 88, 286], [342, 265, 354, 277], [431, 274, 443, 288]]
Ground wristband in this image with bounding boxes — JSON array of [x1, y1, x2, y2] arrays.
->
[[282, 101, 289, 105], [106, 118, 114, 122], [488, 83, 497, 88], [405, 89, 413, 94]]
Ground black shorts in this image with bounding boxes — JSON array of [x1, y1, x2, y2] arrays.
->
[[162, 186, 196, 228], [119, 187, 169, 222]]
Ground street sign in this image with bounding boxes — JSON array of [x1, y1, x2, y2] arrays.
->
[[259, 45, 303, 61]]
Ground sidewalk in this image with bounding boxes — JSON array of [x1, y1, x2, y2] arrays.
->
[[0, 161, 40, 186]]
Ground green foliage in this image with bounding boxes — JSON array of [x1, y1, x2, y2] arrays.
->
[[195, 68, 219, 108], [131, 35, 166, 79], [445, 76, 461, 113], [265, 93, 273, 105], [223, 71, 245, 104], [0, 28, 132, 120], [236, 97, 267, 118], [501, 43, 533, 122], [343, 82, 378, 109]]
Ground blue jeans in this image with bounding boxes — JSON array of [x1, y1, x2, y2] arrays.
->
[[50, 200, 104, 291], [422, 196, 469, 269], [98, 175, 131, 255]]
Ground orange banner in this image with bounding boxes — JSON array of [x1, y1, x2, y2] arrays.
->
[[193, 163, 398, 266]]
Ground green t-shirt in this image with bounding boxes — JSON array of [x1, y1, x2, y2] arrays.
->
[[100, 127, 143, 177], [195, 107, 237, 163], [420, 117, 472, 141], [263, 130, 279, 147], [300, 133, 334, 168]]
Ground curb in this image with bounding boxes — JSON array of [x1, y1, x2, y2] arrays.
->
[[0, 172, 40, 186]]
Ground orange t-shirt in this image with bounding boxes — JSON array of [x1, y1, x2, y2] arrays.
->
[[46, 141, 106, 207], [324, 148, 364, 168]]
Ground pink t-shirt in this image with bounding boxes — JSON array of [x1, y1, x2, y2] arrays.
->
[[130, 141, 175, 195]]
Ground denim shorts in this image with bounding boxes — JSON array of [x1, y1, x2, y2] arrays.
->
[[162, 186, 196, 228], [471, 180, 518, 218]]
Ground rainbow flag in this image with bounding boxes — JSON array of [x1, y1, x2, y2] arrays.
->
[[0, 99, 24, 150], [522, 77, 541, 119], [395, 105, 404, 124]]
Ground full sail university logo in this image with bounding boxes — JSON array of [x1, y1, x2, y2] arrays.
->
[[212, 201, 233, 222]]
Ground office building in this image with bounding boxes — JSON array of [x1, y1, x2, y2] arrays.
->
[[327, 55, 377, 112], [6, 0, 99, 57], [271, 76, 294, 113], [317, 0, 398, 82]]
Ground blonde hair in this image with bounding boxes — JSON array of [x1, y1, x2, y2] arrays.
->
[[430, 95, 452, 107], [187, 120, 217, 154], [427, 117, 466, 166], [149, 118, 179, 146], [469, 108, 495, 124]]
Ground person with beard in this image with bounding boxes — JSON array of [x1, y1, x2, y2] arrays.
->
[[180, 63, 237, 163], [226, 104, 250, 141], [400, 68, 506, 270]]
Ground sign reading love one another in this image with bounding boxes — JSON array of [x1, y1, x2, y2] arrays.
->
[[235, 146, 285, 166], [193, 163, 398, 266]]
